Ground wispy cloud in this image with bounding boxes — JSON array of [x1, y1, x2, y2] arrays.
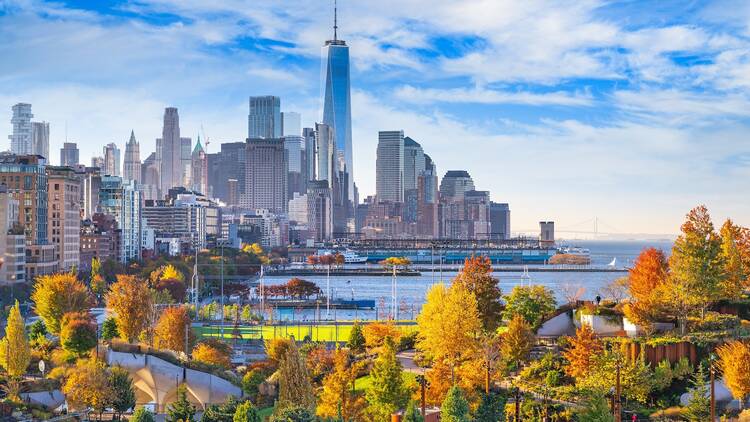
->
[[394, 85, 595, 106]]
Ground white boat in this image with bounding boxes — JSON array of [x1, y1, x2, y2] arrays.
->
[[558, 246, 591, 257], [342, 250, 367, 263], [607, 257, 617, 267]]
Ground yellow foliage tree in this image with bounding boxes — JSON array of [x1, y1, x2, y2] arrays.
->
[[562, 324, 602, 380], [160, 264, 184, 282], [154, 306, 192, 353], [31, 273, 92, 334], [717, 341, 750, 405], [720, 220, 747, 299], [417, 283, 482, 376], [192, 340, 231, 369], [0, 301, 31, 386], [106, 275, 153, 343], [62, 360, 113, 413], [265, 338, 292, 365], [500, 315, 535, 367], [317, 349, 366, 420], [363, 321, 403, 351]]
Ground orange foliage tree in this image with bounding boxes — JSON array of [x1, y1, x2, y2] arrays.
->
[[452, 256, 503, 332], [562, 324, 602, 380], [363, 321, 403, 351], [624, 247, 670, 328], [154, 306, 192, 353], [31, 273, 93, 334], [717, 341, 750, 407], [192, 339, 232, 369], [316, 349, 366, 420], [106, 275, 153, 343]]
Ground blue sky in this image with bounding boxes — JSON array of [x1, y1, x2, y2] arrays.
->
[[1, 0, 749, 236]]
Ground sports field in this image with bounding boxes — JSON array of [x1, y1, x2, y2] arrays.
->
[[194, 322, 417, 342]]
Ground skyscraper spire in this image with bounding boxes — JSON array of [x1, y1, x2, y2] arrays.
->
[[333, 0, 338, 41]]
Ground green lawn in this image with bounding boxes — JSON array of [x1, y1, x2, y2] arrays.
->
[[194, 322, 417, 342]]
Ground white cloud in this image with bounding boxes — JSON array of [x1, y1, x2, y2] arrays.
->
[[394, 85, 595, 106]]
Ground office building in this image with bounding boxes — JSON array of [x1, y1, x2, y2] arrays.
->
[[376, 131, 404, 203], [227, 179, 239, 206], [47, 166, 81, 270], [403, 137, 425, 196], [0, 154, 48, 245], [465, 190, 491, 239], [321, 13, 355, 204], [99, 176, 141, 262], [91, 156, 104, 169], [439, 170, 475, 202], [80, 167, 101, 219], [140, 153, 160, 201], [207, 142, 245, 204], [490, 202, 511, 240], [248, 96, 281, 139], [284, 135, 305, 197], [242, 138, 287, 213], [60, 142, 79, 166], [123, 130, 141, 183], [103, 143, 120, 176], [31, 121, 49, 159], [180, 136, 192, 188], [307, 180, 332, 242], [0, 186, 25, 284], [9, 103, 33, 155], [303, 127, 316, 185], [417, 155, 439, 237], [157, 107, 186, 194], [288, 192, 308, 224], [191, 136, 207, 195], [142, 191, 219, 250], [281, 112, 301, 137]]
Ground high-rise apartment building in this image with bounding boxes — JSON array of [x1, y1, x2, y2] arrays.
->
[[248, 96, 281, 139], [31, 122, 49, 159], [243, 138, 287, 213], [321, 13, 354, 204], [191, 137, 208, 195], [103, 143, 121, 176], [46, 166, 81, 270], [158, 107, 185, 194], [123, 130, 141, 183], [99, 176, 141, 262], [81, 167, 102, 219], [0, 154, 48, 245], [0, 186, 25, 284], [9, 103, 33, 155], [376, 131, 404, 203], [60, 142, 79, 166]]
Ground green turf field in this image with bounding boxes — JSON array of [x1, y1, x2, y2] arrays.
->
[[194, 322, 416, 342]]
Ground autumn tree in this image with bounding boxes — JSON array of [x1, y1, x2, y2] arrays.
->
[[192, 339, 232, 369], [502, 285, 556, 329], [417, 283, 482, 374], [562, 324, 602, 380], [233, 401, 261, 422], [265, 338, 292, 365], [62, 360, 114, 415], [500, 315, 535, 368], [106, 275, 153, 343], [109, 366, 136, 419], [668, 205, 724, 319], [277, 340, 316, 412], [154, 305, 192, 353], [577, 351, 653, 404], [452, 256, 503, 331], [0, 301, 31, 400], [60, 311, 97, 357], [574, 393, 614, 422], [32, 273, 92, 334], [131, 407, 156, 422], [717, 340, 750, 408], [363, 321, 403, 351], [441, 385, 470, 422], [365, 338, 411, 421], [317, 349, 365, 420], [720, 219, 748, 299], [155, 277, 187, 303], [629, 247, 669, 302]]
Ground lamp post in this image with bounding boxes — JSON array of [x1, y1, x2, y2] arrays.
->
[[710, 353, 716, 422], [220, 240, 225, 337]]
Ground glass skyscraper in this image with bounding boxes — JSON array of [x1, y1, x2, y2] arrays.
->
[[321, 18, 354, 205]]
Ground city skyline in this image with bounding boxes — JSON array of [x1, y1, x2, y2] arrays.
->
[[1, 1, 749, 236]]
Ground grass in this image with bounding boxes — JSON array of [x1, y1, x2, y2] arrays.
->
[[354, 372, 418, 393], [258, 406, 274, 418], [194, 322, 417, 342]]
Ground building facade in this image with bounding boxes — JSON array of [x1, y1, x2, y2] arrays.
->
[[103, 143, 121, 176], [9, 103, 33, 155], [376, 131, 404, 203], [46, 166, 81, 270], [243, 138, 287, 214], [248, 96, 281, 139], [31, 121, 49, 160], [123, 130, 141, 183], [60, 142, 79, 167]]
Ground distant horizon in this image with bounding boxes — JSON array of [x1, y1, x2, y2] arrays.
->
[[2, 0, 749, 235]]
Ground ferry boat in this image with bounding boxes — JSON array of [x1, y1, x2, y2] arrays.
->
[[558, 246, 591, 257], [318, 249, 368, 264]]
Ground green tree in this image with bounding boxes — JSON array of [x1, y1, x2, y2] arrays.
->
[[277, 340, 316, 412], [202, 397, 239, 422], [452, 256, 503, 331], [365, 338, 410, 421], [242, 369, 266, 399], [683, 363, 710, 421], [131, 407, 156, 422], [269, 406, 317, 422], [109, 366, 136, 419], [233, 401, 261, 422], [28, 319, 47, 344], [578, 351, 653, 404], [441, 385, 470, 422], [60, 311, 97, 357], [668, 205, 724, 320], [473, 392, 505, 422], [347, 321, 365, 354], [574, 393, 614, 422], [403, 400, 424, 422], [101, 317, 119, 341], [502, 285, 557, 329], [166, 384, 196, 422]]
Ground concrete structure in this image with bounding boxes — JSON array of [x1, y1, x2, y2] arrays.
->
[[107, 350, 241, 412], [242, 138, 287, 213], [31, 121, 49, 160], [540, 221, 555, 247], [416, 155, 439, 237], [25, 244, 57, 280], [321, 16, 355, 204], [123, 130, 141, 183], [0, 186, 25, 284], [103, 142, 121, 177], [47, 166, 81, 270], [248, 96, 281, 139], [60, 142, 79, 166], [9, 103, 33, 155], [439, 170, 475, 202], [80, 215, 117, 270], [464, 190, 491, 239], [303, 127, 316, 187], [91, 156, 104, 169], [376, 131, 404, 203]]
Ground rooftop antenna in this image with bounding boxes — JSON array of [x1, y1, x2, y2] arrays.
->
[[333, 0, 338, 41]]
